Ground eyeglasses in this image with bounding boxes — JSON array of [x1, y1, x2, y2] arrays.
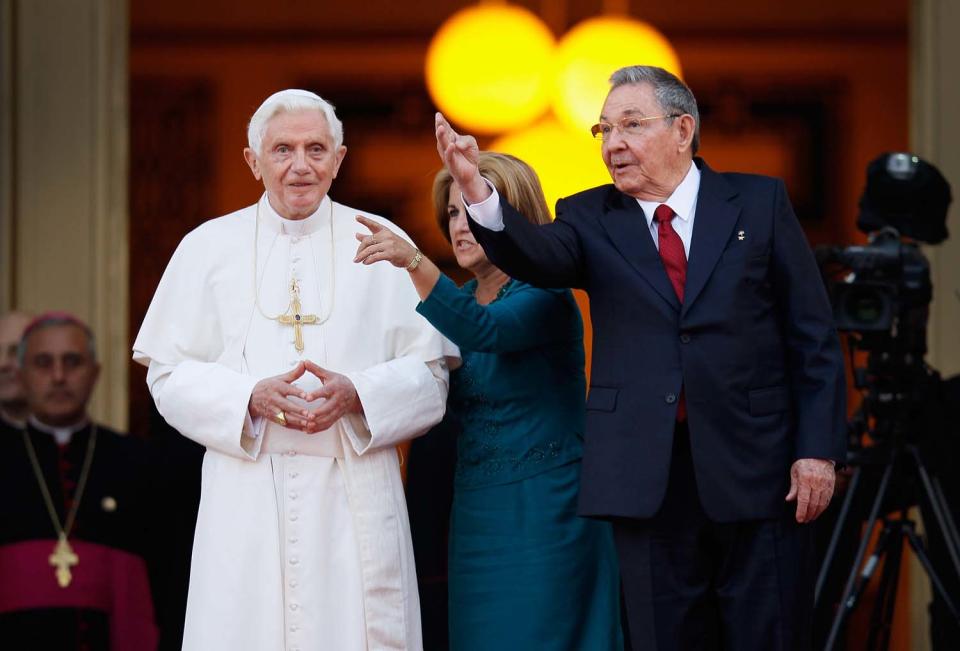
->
[[590, 114, 681, 141]]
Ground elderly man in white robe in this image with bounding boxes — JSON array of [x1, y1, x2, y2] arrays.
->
[[133, 89, 456, 651]]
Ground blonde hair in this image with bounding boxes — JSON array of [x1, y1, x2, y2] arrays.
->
[[432, 152, 551, 243]]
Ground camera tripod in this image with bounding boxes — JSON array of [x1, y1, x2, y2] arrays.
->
[[815, 438, 960, 650]]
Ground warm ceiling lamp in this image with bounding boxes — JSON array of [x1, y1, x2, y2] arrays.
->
[[552, 16, 682, 134], [425, 4, 555, 134], [490, 118, 612, 217]]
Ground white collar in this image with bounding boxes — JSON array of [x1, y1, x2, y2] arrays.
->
[[637, 160, 700, 227], [258, 192, 333, 236], [29, 414, 90, 446]]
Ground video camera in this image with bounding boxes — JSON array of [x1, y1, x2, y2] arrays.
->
[[812, 154, 959, 651], [816, 153, 951, 433], [816, 153, 950, 357]]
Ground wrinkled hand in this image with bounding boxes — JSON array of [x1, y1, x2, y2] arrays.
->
[[434, 112, 490, 204], [302, 361, 362, 431], [353, 215, 418, 268], [248, 362, 316, 432], [785, 458, 836, 523]]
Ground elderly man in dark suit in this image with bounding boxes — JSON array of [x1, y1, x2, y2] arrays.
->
[[435, 65, 847, 650]]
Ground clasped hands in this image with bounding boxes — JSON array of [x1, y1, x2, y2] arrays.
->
[[248, 361, 361, 434]]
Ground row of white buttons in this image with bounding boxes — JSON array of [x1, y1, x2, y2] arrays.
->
[[285, 455, 302, 650]]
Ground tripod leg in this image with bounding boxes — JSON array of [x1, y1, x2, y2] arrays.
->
[[849, 523, 895, 612], [908, 445, 960, 582], [932, 478, 960, 546], [903, 523, 960, 622], [931, 477, 960, 565], [825, 460, 896, 651], [816, 466, 863, 607], [866, 523, 904, 651]]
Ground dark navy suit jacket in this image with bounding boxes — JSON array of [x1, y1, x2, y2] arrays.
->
[[469, 158, 847, 523]]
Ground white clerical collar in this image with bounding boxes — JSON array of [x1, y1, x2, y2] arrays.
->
[[29, 414, 90, 446], [637, 160, 701, 228], [259, 193, 332, 236]]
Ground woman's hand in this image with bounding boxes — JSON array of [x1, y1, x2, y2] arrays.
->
[[354, 215, 419, 268], [353, 216, 441, 301]]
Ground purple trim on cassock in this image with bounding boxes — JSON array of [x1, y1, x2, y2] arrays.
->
[[0, 539, 158, 650]]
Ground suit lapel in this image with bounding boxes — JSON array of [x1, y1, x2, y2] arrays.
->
[[597, 189, 681, 312], [682, 160, 741, 317]]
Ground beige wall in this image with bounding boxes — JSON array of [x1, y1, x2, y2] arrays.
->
[[0, 0, 128, 430], [910, 2, 960, 648], [1, 1, 13, 311], [913, 0, 960, 379]]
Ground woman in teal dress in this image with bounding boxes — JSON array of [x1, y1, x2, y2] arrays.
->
[[355, 152, 621, 651]]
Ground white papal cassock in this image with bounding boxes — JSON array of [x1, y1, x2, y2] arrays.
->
[[133, 194, 457, 651]]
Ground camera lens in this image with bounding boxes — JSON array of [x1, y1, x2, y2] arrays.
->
[[842, 286, 890, 329]]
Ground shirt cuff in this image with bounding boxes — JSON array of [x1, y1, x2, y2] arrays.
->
[[463, 178, 505, 232], [243, 411, 266, 440]]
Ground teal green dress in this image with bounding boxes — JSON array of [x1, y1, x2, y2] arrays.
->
[[417, 275, 622, 651]]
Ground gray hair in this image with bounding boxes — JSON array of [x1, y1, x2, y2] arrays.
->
[[16, 313, 97, 365], [247, 89, 344, 156], [610, 66, 700, 154]]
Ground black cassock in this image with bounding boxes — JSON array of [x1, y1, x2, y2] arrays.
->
[[0, 419, 158, 650]]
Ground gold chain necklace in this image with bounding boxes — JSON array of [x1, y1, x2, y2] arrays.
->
[[252, 198, 336, 351], [21, 423, 98, 588]]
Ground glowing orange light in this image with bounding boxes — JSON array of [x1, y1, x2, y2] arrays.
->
[[552, 17, 682, 134], [490, 117, 612, 217], [426, 5, 555, 134]]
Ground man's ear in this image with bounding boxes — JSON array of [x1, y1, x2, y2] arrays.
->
[[331, 145, 347, 179], [676, 114, 696, 153], [243, 147, 261, 180]]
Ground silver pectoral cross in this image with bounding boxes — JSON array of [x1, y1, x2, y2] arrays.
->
[[277, 279, 318, 353]]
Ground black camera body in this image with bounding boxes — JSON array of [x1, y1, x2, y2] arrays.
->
[[815, 152, 950, 431], [817, 229, 931, 353], [817, 151, 950, 358]]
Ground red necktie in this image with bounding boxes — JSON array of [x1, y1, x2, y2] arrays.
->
[[653, 204, 687, 421]]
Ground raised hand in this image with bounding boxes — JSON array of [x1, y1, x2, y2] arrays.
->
[[434, 112, 490, 204], [353, 215, 418, 268], [785, 458, 836, 523], [302, 361, 363, 432], [248, 362, 317, 432]]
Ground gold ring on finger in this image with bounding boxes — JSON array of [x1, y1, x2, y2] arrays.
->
[[275, 410, 287, 426]]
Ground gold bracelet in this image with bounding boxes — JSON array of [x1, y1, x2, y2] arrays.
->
[[406, 249, 423, 271]]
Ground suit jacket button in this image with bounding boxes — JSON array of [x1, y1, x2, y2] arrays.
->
[[665, 393, 677, 404], [680, 333, 691, 344]]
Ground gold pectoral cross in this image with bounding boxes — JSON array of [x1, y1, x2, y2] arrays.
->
[[277, 279, 318, 353], [49, 534, 79, 588]]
